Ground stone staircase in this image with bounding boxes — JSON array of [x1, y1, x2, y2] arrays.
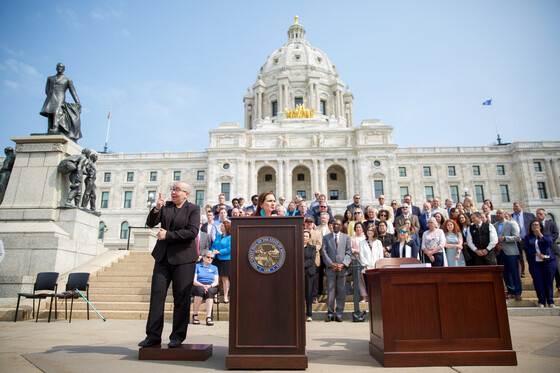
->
[[9, 252, 560, 321]]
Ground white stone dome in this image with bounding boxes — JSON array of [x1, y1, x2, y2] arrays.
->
[[258, 20, 340, 80]]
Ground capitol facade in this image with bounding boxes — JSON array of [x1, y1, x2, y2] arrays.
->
[[94, 19, 560, 248]]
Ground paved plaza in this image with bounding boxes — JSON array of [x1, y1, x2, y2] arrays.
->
[[0, 316, 558, 372]]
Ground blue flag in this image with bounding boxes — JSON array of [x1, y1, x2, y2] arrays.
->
[[482, 99, 492, 106]]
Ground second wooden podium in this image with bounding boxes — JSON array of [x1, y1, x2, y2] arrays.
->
[[226, 216, 307, 370]]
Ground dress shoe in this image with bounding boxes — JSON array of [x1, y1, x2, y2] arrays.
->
[[325, 315, 334, 322], [138, 338, 161, 347], [335, 316, 343, 322], [515, 295, 522, 300], [168, 339, 182, 348], [506, 294, 515, 299]]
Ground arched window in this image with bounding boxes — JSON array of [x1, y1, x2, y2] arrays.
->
[[120, 221, 129, 239], [98, 221, 106, 240]]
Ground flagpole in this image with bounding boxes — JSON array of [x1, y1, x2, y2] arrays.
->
[[489, 98, 502, 145], [103, 107, 112, 153]]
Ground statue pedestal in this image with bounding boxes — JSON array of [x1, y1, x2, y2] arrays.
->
[[0, 135, 106, 297], [132, 229, 158, 252]]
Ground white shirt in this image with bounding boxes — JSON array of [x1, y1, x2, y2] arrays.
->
[[466, 223, 498, 252]]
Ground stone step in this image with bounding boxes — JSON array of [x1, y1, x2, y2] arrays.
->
[[87, 281, 152, 288], [90, 276, 154, 282], [93, 270, 154, 277]]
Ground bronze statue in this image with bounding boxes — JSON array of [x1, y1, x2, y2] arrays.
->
[[81, 152, 98, 213], [40, 62, 82, 142], [0, 147, 16, 205], [58, 148, 90, 207]]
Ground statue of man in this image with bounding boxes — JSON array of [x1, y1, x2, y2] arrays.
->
[[0, 147, 16, 205], [40, 62, 82, 142], [81, 152, 98, 211]]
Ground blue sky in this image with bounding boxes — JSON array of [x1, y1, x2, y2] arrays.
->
[[1, 0, 559, 154]]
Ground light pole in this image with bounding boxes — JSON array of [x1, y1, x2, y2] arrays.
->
[[462, 187, 471, 200]]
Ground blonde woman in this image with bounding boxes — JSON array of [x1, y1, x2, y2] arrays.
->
[[359, 224, 384, 301]]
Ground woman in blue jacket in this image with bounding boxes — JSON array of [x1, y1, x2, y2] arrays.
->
[[212, 220, 232, 303], [524, 220, 557, 308]]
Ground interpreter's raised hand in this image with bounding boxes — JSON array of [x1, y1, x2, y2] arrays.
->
[[156, 192, 166, 210]]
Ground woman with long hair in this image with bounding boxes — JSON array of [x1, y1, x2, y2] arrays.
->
[[211, 220, 232, 303], [342, 209, 353, 234], [251, 191, 276, 217], [391, 225, 420, 260], [442, 219, 465, 266], [377, 220, 396, 258], [359, 224, 383, 299]]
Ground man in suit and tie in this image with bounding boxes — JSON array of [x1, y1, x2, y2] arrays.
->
[[394, 203, 420, 234], [512, 202, 536, 278], [322, 219, 352, 322], [395, 194, 421, 217], [536, 208, 560, 291], [444, 198, 454, 218], [494, 209, 522, 299], [139, 182, 200, 348]]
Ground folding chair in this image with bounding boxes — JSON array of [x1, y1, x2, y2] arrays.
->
[[14, 272, 59, 322], [49, 272, 90, 323]]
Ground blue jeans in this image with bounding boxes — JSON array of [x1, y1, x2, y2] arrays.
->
[[497, 251, 522, 296]]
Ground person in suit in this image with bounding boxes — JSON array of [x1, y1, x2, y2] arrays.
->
[[494, 209, 522, 299], [197, 218, 211, 262], [536, 209, 560, 291], [524, 220, 558, 307], [139, 182, 200, 348], [391, 226, 420, 259], [395, 194, 421, 217], [466, 212, 499, 266], [322, 219, 352, 322], [303, 230, 317, 322], [431, 197, 449, 220], [394, 203, 420, 234], [418, 202, 432, 240], [512, 202, 536, 278]]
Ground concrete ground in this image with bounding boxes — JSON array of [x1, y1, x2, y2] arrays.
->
[[0, 316, 559, 373]]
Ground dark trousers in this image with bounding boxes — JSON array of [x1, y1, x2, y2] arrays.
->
[[517, 241, 526, 275], [326, 270, 347, 317], [498, 251, 522, 295], [424, 252, 444, 267], [146, 258, 196, 342], [528, 260, 558, 306], [313, 257, 325, 299], [305, 273, 314, 317], [470, 249, 496, 265]]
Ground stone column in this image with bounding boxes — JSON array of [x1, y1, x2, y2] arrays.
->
[[284, 159, 291, 200], [546, 158, 558, 198], [347, 158, 355, 200], [277, 159, 284, 198], [551, 158, 560, 198], [249, 160, 256, 196], [319, 160, 326, 194], [312, 159, 319, 193]]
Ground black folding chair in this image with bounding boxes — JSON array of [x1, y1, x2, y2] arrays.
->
[[14, 272, 59, 322], [49, 272, 90, 323]]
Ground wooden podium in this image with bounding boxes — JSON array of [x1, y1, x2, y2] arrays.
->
[[366, 265, 517, 367], [226, 216, 307, 370]]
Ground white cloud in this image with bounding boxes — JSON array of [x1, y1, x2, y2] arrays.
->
[[4, 80, 20, 89], [57, 8, 84, 28], [0, 59, 42, 78], [91, 5, 123, 20], [120, 28, 130, 37], [0, 44, 25, 57]]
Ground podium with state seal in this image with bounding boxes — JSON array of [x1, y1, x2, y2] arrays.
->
[[226, 216, 307, 370]]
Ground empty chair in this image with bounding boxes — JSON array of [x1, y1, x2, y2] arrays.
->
[[14, 272, 59, 322], [49, 272, 90, 323]]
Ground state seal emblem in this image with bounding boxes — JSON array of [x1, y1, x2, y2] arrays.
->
[[248, 236, 286, 274]]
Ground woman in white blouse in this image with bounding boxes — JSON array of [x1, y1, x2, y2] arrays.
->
[[359, 224, 384, 300], [421, 217, 448, 267], [351, 222, 367, 302]]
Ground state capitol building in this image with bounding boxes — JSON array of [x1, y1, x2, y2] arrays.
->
[[95, 19, 560, 248]]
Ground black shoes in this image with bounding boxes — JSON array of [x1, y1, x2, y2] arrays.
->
[[335, 316, 343, 322], [138, 338, 161, 347], [325, 315, 334, 322], [168, 339, 182, 348]]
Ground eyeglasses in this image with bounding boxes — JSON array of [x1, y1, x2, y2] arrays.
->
[[320, 205, 327, 208], [379, 214, 387, 217], [531, 224, 540, 227], [204, 255, 213, 259], [170, 188, 187, 193], [391, 202, 397, 205], [355, 212, 362, 215], [398, 230, 407, 234]]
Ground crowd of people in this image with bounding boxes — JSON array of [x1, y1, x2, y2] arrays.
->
[[200, 191, 559, 321]]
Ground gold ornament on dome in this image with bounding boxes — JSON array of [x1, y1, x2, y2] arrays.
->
[[285, 103, 315, 119]]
